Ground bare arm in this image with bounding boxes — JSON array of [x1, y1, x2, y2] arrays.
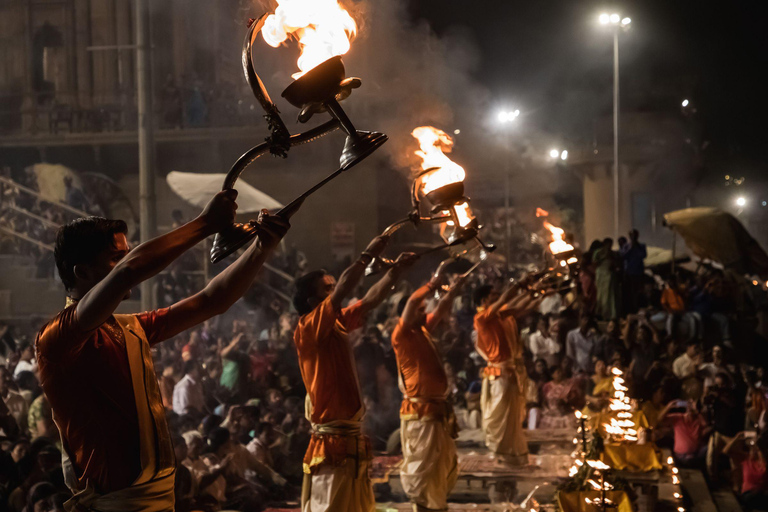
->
[[488, 282, 522, 315], [220, 333, 244, 360], [158, 212, 290, 340], [401, 282, 436, 329], [358, 253, 416, 316], [330, 235, 389, 311], [76, 191, 238, 330], [426, 275, 467, 331]]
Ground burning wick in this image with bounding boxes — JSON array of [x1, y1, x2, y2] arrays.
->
[[412, 126, 466, 195], [262, 0, 357, 79]]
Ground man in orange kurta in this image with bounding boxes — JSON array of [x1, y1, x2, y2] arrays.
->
[[293, 235, 414, 512], [35, 195, 288, 511], [391, 264, 466, 511], [474, 281, 541, 465]]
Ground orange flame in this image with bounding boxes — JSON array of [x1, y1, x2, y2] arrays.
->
[[262, 0, 357, 80], [412, 126, 466, 196], [536, 207, 549, 218], [445, 202, 473, 228], [542, 220, 575, 255]]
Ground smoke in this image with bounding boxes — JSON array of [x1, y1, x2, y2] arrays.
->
[[242, 0, 488, 174]]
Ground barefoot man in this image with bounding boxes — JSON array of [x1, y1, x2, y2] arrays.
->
[[392, 263, 467, 511], [36, 191, 288, 511], [474, 281, 541, 465], [292, 235, 414, 512]]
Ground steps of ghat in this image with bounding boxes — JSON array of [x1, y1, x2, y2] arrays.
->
[[265, 429, 736, 512]]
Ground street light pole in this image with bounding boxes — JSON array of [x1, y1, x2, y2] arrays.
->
[[136, 0, 157, 311], [504, 156, 511, 270], [613, 28, 620, 242], [496, 109, 520, 272], [600, 13, 629, 242]]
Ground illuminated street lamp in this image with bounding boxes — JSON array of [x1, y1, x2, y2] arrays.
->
[[497, 109, 520, 124], [682, 99, 690, 107], [548, 148, 568, 161], [598, 11, 631, 242], [736, 197, 747, 207], [496, 107, 521, 269]]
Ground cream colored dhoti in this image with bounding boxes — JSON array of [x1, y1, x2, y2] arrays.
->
[[301, 419, 374, 512], [301, 456, 374, 512], [400, 418, 458, 511], [481, 373, 528, 465]]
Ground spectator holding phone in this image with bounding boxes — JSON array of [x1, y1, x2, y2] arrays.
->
[[724, 432, 768, 511], [659, 399, 711, 468]]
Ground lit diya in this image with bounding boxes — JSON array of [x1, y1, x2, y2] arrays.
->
[[366, 126, 494, 275], [211, 0, 387, 263]]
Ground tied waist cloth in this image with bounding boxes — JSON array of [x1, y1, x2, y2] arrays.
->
[[303, 421, 371, 475], [401, 396, 459, 438], [482, 359, 525, 390]]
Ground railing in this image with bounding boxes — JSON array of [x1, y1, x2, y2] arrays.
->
[[0, 88, 265, 136], [0, 225, 53, 252], [0, 175, 91, 219]]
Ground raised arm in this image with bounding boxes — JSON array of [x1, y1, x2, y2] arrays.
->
[[401, 262, 447, 328], [160, 211, 290, 340], [426, 274, 467, 331], [77, 191, 238, 331], [330, 235, 389, 311], [358, 252, 417, 316], [488, 281, 523, 316]]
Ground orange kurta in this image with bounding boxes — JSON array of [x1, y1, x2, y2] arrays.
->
[[391, 315, 450, 421], [36, 305, 174, 495], [473, 307, 519, 378], [294, 296, 369, 473]]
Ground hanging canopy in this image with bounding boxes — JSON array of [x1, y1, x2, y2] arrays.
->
[[167, 172, 282, 214], [663, 207, 768, 279]]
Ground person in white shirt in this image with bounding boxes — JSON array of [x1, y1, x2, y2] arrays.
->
[[698, 345, 731, 391], [527, 315, 561, 367], [173, 361, 206, 416], [13, 342, 37, 378], [1, 367, 28, 435], [672, 341, 701, 380], [539, 293, 563, 316]]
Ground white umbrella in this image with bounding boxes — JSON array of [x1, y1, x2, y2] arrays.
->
[[167, 171, 282, 214]]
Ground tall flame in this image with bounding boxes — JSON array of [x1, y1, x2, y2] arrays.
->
[[412, 126, 466, 196], [262, 0, 357, 80], [542, 220, 575, 255]]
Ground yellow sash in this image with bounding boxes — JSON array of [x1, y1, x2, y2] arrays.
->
[[62, 314, 175, 512]]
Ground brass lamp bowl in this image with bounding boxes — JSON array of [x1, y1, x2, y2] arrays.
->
[[281, 56, 387, 171], [425, 182, 466, 210], [282, 56, 347, 108], [209, 15, 389, 263]]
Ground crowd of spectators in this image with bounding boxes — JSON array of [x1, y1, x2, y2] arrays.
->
[[0, 167, 108, 278], [1, 226, 768, 511]]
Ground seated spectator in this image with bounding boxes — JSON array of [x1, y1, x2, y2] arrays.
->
[[661, 276, 699, 341], [12, 343, 36, 379], [724, 432, 768, 511], [594, 318, 627, 366], [566, 314, 597, 374], [528, 314, 561, 367], [1, 367, 28, 437], [173, 361, 206, 416], [182, 430, 228, 508], [699, 345, 732, 392], [539, 365, 582, 429], [584, 358, 612, 413], [247, 422, 277, 469], [659, 399, 711, 468], [673, 341, 701, 380]]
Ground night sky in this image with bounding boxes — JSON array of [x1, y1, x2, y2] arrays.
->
[[407, 0, 768, 177]]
